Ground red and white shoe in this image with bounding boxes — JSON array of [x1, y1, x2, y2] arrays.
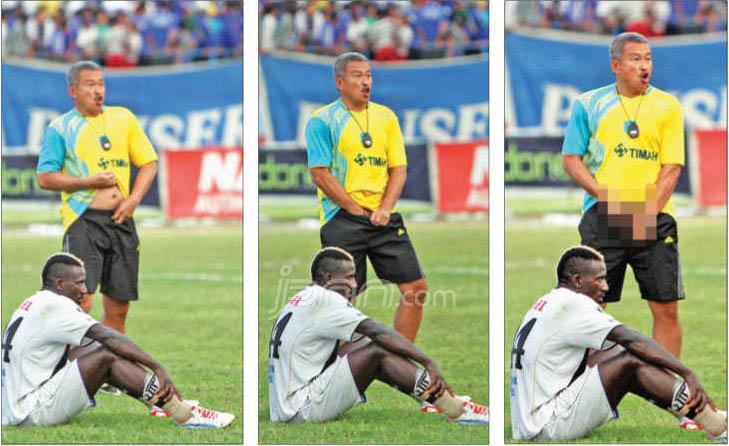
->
[[176, 405, 235, 429], [679, 416, 702, 431], [150, 400, 199, 418], [448, 401, 489, 425], [420, 395, 471, 414]]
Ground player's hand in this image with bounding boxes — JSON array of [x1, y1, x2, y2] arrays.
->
[[153, 366, 183, 403], [685, 372, 716, 413], [112, 197, 139, 224], [346, 204, 371, 217], [423, 360, 452, 401], [370, 208, 391, 226], [86, 171, 117, 188]]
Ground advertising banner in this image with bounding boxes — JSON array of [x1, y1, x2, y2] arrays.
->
[[693, 129, 727, 207], [162, 147, 243, 219], [506, 31, 726, 132], [260, 54, 488, 143], [259, 144, 432, 203], [2, 61, 243, 155], [431, 140, 489, 213]]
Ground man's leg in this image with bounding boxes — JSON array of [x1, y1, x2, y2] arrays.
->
[[102, 295, 130, 334], [394, 278, 428, 342], [648, 300, 682, 358]]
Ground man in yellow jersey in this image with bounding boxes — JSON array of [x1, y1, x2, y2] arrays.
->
[[305, 53, 428, 345], [37, 61, 158, 337], [561, 32, 692, 429]]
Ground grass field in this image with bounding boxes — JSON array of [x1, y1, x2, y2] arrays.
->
[[1, 224, 243, 443], [258, 219, 488, 444], [504, 215, 727, 443]]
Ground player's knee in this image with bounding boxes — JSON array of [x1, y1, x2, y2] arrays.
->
[[401, 280, 428, 305], [652, 306, 680, 324]]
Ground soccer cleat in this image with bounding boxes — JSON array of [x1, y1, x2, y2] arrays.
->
[[706, 410, 727, 442], [176, 405, 235, 429], [150, 399, 200, 417], [679, 415, 702, 430], [421, 395, 471, 414], [447, 401, 489, 425], [99, 383, 124, 396]]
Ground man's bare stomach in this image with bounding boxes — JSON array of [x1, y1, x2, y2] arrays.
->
[[89, 185, 124, 210]]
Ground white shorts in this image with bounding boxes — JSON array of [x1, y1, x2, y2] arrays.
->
[[291, 354, 365, 422], [21, 360, 95, 426], [535, 365, 617, 441]]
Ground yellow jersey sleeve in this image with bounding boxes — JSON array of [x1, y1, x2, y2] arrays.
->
[[125, 108, 158, 167], [660, 98, 685, 166], [385, 110, 407, 168]]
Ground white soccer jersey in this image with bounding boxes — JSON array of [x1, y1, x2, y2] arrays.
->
[[1, 290, 97, 425], [510, 287, 621, 440], [268, 285, 368, 421]]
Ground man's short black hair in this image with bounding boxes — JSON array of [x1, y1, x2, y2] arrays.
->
[[311, 247, 354, 285], [556, 246, 604, 284], [41, 253, 84, 288]]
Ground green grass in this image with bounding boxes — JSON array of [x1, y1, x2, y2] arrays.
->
[[504, 216, 727, 443], [1, 225, 243, 443], [258, 220, 488, 444]]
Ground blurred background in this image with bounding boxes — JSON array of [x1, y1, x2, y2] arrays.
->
[[1, 1, 243, 443], [504, 1, 726, 442]]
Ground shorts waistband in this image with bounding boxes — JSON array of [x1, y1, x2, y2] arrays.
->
[[82, 208, 114, 217]]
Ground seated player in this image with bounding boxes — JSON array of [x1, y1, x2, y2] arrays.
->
[[268, 247, 489, 424], [1, 253, 234, 429], [510, 246, 727, 441]]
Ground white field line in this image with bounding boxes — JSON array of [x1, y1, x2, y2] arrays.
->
[[260, 260, 487, 276], [2, 264, 242, 284], [506, 260, 726, 276]]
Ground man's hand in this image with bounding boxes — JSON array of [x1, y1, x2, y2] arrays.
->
[[423, 360, 452, 400], [87, 171, 117, 188], [345, 203, 371, 217], [153, 365, 183, 403], [370, 208, 391, 226], [112, 196, 139, 224], [684, 372, 715, 414]]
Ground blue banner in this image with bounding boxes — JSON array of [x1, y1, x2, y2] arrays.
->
[[261, 54, 488, 142], [1, 60, 243, 154], [506, 31, 727, 131]]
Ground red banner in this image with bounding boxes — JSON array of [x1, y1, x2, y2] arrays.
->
[[694, 129, 727, 207], [161, 147, 243, 219], [432, 140, 489, 213]]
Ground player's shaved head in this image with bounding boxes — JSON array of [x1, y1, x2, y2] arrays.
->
[[556, 245, 605, 285], [311, 247, 354, 285], [41, 252, 85, 289], [67, 60, 102, 87], [333, 52, 369, 78]]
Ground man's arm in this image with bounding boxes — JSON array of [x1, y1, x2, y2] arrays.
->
[[355, 318, 450, 398], [562, 154, 601, 199], [310, 167, 369, 216], [37, 171, 117, 192], [607, 325, 713, 412], [84, 322, 180, 400], [112, 161, 158, 224], [653, 164, 682, 213], [371, 165, 407, 226]]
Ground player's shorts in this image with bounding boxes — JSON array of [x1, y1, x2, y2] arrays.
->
[[579, 205, 685, 303], [63, 209, 140, 301], [21, 360, 95, 426], [534, 365, 617, 441], [320, 209, 425, 294], [291, 354, 365, 422]]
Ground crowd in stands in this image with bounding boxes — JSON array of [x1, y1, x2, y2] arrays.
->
[[1, 0, 242, 67], [259, 0, 488, 60], [506, 0, 727, 35]]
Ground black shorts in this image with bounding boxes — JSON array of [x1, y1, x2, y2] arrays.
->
[[579, 205, 685, 303], [320, 210, 424, 294], [63, 209, 140, 301]]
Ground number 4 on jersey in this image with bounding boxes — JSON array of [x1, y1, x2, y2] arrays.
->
[[2, 318, 24, 363], [511, 318, 536, 370], [269, 313, 292, 359]]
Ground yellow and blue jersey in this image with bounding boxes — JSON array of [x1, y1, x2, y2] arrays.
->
[[306, 99, 407, 223], [562, 84, 684, 215], [37, 106, 157, 231]]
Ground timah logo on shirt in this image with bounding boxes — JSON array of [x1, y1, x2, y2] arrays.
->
[[353, 153, 387, 167], [97, 157, 129, 170], [613, 143, 658, 161]]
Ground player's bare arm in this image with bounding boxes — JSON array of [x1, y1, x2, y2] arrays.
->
[[371, 165, 407, 226], [84, 322, 181, 402], [355, 317, 450, 398], [37, 171, 117, 192], [310, 166, 370, 216], [112, 160, 158, 224], [606, 324, 713, 412], [562, 154, 601, 199], [654, 163, 682, 212]]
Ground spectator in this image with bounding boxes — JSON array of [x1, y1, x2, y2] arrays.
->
[[368, 4, 401, 61], [346, 1, 371, 54], [47, 11, 75, 62], [260, 4, 278, 53], [295, 0, 325, 52], [26, 6, 55, 58], [75, 8, 99, 60]]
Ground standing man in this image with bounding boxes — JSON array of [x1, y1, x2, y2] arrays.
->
[[306, 52, 428, 344], [509, 246, 726, 441], [560, 31, 691, 428], [37, 60, 158, 336]]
